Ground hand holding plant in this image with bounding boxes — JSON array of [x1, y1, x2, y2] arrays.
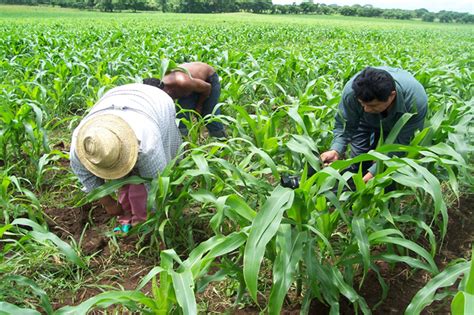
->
[[320, 149, 340, 166]]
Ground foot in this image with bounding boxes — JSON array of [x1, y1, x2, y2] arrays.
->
[[209, 129, 227, 139], [179, 127, 189, 136], [113, 224, 131, 235]]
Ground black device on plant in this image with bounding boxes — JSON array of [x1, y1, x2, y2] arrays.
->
[[280, 175, 300, 189], [280, 165, 360, 191], [280, 165, 317, 189]]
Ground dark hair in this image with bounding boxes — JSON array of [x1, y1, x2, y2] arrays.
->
[[143, 77, 164, 89], [352, 67, 395, 102]]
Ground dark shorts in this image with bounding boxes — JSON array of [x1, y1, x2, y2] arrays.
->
[[177, 73, 225, 136]]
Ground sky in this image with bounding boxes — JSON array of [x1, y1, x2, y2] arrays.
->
[[271, 0, 474, 14]]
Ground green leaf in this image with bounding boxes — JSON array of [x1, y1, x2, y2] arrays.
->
[[268, 226, 304, 314], [250, 146, 279, 180], [385, 112, 414, 144], [375, 254, 434, 272], [463, 247, 474, 294], [0, 302, 40, 315], [78, 176, 148, 206], [406, 261, 470, 315], [451, 247, 474, 315], [136, 266, 165, 291], [225, 194, 257, 223], [160, 58, 170, 78], [171, 269, 197, 315], [352, 217, 370, 283], [202, 231, 247, 264], [56, 291, 154, 315], [0, 224, 12, 238], [368, 228, 404, 242], [243, 186, 294, 303], [401, 158, 448, 238], [190, 189, 217, 204], [330, 266, 370, 314], [11, 218, 86, 268], [1, 275, 52, 314], [451, 291, 474, 315], [303, 248, 339, 311], [184, 231, 247, 277], [372, 236, 437, 274], [287, 105, 308, 135], [286, 135, 321, 172], [451, 292, 464, 315]]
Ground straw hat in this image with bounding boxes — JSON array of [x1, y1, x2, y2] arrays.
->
[[75, 114, 138, 180]]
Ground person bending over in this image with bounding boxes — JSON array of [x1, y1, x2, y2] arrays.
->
[[320, 66, 427, 182], [70, 83, 182, 234], [143, 62, 227, 138]]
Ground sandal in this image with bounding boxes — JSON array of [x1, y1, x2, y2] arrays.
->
[[113, 224, 131, 235], [121, 224, 131, 233]]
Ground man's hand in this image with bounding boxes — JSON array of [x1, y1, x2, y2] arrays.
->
[[363, 172, 374, 183], [99, 195, 123, 216], [320, 150, 340, 167]]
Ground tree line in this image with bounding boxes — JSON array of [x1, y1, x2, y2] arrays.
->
[[2, 0, 473, 23]]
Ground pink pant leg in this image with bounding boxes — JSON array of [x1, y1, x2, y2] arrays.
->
[[118, 184, 132, 225], [128, 184, 148, 225]]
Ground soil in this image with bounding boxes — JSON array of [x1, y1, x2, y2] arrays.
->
[[43, 203, 156, 309], [331, 194, 474, 315], [44, 203, 110, 255], [42, 194, 474, 313]]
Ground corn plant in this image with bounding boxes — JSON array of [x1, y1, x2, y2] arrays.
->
[[405, 248, 473, 315], [0, 170, 42, 223]]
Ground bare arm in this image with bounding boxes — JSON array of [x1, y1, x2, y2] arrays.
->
[[181, 77, 211, 113]]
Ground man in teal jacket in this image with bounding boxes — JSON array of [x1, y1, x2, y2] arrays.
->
[[320, 66, 428, 182]]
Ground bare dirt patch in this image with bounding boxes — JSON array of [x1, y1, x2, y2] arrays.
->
[[43, 203, 155, 309]]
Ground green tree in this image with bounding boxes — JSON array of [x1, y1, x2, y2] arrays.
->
[[340, 5, 357, 16], [128, 0, 147, 11], [414, 8, 429, 18], [96, 0, 114, 11], [159, 0, 167, 11], [460, 14, 474, 23], [287, 3, 301, 14], [299, 1, 315, 14], [357, 5, 382, 17], [252, 0, 271, 13], [438, 11, 453, 23], [422, 13, 435, 22], [382, 9, 413, 20]]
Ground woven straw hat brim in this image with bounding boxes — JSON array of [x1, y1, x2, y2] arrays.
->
[[75, 114, 138, 180]]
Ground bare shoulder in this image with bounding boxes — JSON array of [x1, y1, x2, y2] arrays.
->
[[179, 62, 215, 80], [173, 71, 192, 85]]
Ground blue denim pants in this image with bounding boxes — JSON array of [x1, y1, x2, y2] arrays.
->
[[177, 73, 225, 137]]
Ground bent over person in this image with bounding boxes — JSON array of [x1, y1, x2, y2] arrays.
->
[[320, 66, 428, 182], [143, 62, 227, 138], [70, 83, 182, 234]]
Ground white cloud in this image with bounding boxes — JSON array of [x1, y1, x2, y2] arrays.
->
[[271, 0, 474, 13]]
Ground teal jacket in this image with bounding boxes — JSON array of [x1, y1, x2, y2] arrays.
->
[[330, 66, 428, 175]]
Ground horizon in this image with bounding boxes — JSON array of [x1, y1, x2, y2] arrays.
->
[[271, 0, 474, 14]]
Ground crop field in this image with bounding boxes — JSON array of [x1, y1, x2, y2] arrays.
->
[[1, 5, 473, 314]]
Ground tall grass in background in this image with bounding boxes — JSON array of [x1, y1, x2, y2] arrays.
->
[[0, 6, 473, 314]]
